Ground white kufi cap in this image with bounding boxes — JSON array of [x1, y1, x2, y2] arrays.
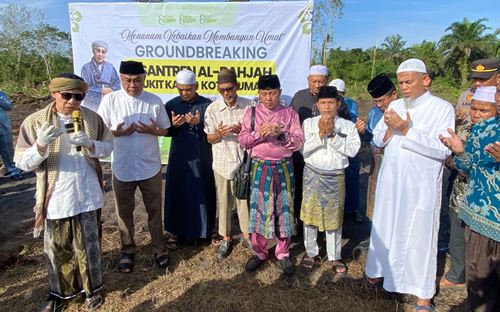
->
[[329, 79, 346, 92], [176, 69, 196, 85], [397, 58, 427, 74], [309, 65, 328, 76], [472, 86, 496, 103]]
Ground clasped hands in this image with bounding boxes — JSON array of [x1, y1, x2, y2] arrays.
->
[[214, 121, 241, 140], [384, 109, 411, 136], [113, 118, 161, 137], [318, 115, 335, 138], [258, 122, 283, 139], [171, 110, 201, 127]]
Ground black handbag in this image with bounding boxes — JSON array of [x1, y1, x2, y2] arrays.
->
[[234, 106, 255, 200]]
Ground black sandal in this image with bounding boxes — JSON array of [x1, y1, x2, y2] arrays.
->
[[85, 294, 103, 310], [364, 274, 383, 289], [154, 252, 170, 268], [167, 237, 179, 251], [118, 253, 134, 273]]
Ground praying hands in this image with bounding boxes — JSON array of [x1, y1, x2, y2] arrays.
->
[[318, 115, 334, 138], [384, 109, 411, 135]]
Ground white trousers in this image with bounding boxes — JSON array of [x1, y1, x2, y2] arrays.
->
[[304, 225, 342, 261]]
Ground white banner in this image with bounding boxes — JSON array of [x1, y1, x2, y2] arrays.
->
[[69, 1, 312, 103]]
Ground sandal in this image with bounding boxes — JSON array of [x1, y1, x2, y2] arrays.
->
[[85, 294, 103, 310], [331, 260, 347, 276], [211, 233, 223, 246], [154, 252, 170, 268], [118, 253, 134, 273], [364, 275, 383, 289], [39, 299, 66, 312], [302, 256, 317, 270], [414, 304, 435, 311], [167, 236, 179, 251]]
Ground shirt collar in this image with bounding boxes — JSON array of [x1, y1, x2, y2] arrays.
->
[[120, 89, 143, 100], [217, 96, 245, 112]]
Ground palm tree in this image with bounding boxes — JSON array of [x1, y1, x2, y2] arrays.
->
[[381, 34, 407, 65], [439, 18, 494, 84], [409, 40, 440, 76]]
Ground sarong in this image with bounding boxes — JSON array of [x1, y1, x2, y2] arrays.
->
[[249, 158, 295, 239], [366, 146, 384, 220], [44, 210, 102, 299], [300, 164, 345, 231]]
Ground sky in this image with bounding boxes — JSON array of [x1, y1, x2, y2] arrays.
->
[[1, 0, 499, 50]]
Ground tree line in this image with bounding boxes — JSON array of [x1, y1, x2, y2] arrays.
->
[[0, 3, 498, 104], [324, 18, 499, 103]]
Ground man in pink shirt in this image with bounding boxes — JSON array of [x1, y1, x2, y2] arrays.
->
[[238, 74, 303, 276]]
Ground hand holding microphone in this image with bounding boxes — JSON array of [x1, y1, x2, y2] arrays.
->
[[69, 132, 94, 149], [72, 110, 82, 151]]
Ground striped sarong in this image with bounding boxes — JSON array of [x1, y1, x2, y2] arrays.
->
[[249, 158, 295, 239], [300, 164, 345, 231]]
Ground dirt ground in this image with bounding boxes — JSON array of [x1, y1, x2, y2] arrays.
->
[[0, 95, 465, 311]]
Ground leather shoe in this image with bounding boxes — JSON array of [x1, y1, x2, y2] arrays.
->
[[279, 256, 294, 276], [245, 255, 265, 272]]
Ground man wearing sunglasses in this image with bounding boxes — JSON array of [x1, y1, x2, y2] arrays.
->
[[14, 73, 113, 311], [204, 68, 252, 259]]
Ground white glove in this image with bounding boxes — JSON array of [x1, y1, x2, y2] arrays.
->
[[69, 131, 94, 148], [36, 122, 63, 147]]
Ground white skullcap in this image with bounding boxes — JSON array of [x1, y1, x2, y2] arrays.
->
[[92, 40, 108, 51], [176, 69, 196, 85], [397, 58, 427, 74], [329, 79, 346, 92], [309, 65, 328, 76], [472, 86, 496, 103]]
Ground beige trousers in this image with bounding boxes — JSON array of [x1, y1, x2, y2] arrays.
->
[[214, 171, 249, 237]]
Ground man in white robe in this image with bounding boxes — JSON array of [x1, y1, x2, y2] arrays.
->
[[364, 58, 455, 311]]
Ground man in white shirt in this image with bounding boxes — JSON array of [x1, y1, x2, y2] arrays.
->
[[15, 73, 113, 311], [204, 68, 251, 259], [364, 59, 455, 311], [98, 61, 171, 273], [300, 86, 360, 273]]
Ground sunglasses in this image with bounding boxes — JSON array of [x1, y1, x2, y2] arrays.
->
[[218, 86, 237, 94], [59, 92, 85, 101]]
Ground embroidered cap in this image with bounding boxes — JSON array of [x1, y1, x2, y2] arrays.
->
[[309, 65, 328, 76], [397, 58, 427, 74], [176, 69, 196, 85], [472, 86, 496, 103]]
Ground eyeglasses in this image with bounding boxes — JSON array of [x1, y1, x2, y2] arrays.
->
[[218, 86, 237, 94], [59, 92, 85, 101], [123, 78, 145, 86]]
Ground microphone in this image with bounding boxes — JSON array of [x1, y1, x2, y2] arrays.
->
[[72, 110, 82, 152]]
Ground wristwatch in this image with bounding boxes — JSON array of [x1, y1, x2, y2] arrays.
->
[[327, 130, 336, 138]]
